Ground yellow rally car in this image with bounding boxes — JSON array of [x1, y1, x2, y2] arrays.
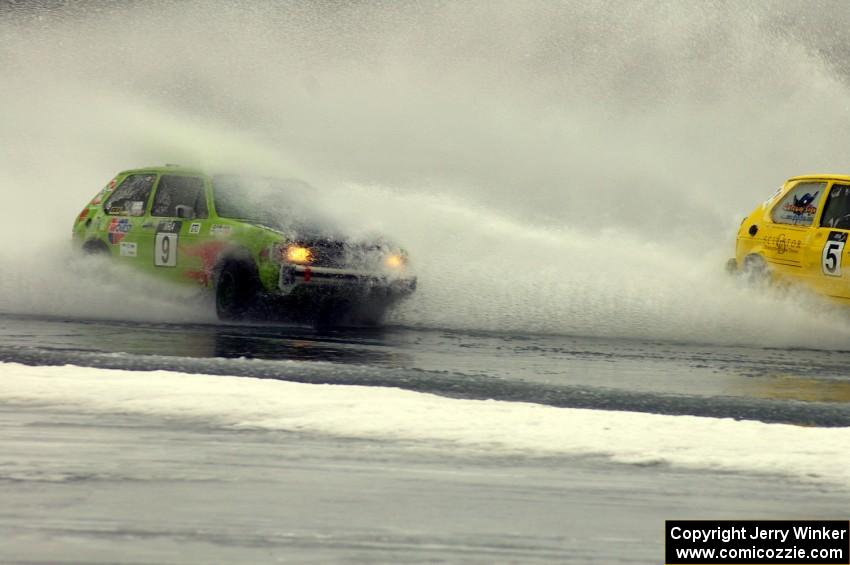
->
[[730, 174, 850, 302]]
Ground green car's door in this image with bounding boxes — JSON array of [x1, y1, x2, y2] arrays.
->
[[99, 172, 156, 259], [139, 174, 212, 286]]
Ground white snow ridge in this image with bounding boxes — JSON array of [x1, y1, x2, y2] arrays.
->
[[0, 362, 848, 486]]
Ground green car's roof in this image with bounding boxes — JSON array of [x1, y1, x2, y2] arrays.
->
[[117, 164, 208, 177]]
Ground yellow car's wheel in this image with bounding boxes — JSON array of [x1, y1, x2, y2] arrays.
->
[[741, 254, 770, 284]]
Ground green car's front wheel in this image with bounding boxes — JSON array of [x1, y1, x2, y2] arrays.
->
[[215, 261, 259, 321]]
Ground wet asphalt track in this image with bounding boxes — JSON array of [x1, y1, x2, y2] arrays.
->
[[2, 314, 850, 426]]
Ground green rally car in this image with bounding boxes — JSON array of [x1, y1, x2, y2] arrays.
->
[[72, 165, 416, 324]]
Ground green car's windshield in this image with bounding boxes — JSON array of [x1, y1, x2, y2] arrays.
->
[[212, 175, 322, 233]]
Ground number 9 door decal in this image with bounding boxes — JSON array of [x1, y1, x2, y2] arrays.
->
[[822, 232, 847, 277], [155, 233, 178, 267]]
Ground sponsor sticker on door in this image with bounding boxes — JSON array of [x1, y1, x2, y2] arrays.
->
[[119, 242, 137, 257]]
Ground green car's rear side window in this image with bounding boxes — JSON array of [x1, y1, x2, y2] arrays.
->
[[104, 174, 155, 216]]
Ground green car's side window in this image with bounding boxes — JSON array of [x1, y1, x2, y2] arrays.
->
[[151, 175, 208, 219], [103, 174, 155, 216]]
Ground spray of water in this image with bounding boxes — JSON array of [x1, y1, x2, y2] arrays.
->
[[3, 1, 850, 346]]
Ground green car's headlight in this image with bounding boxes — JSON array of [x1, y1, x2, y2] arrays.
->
[[384, 253, 407, 269], [285, 245, 312, 264]]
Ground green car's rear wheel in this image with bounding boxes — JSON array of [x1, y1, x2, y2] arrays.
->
[[82, 239, 109, 256], [215, 261, 259, 321]]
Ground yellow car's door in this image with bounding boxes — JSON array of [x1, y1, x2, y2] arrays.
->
[[805, 182, 850, 300], [759, 180, 827, 283]]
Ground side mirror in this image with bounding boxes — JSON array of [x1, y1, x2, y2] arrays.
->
[[175, 205, 195, 219]]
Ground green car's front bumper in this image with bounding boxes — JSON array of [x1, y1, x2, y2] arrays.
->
[[278, 264, 417, 296]]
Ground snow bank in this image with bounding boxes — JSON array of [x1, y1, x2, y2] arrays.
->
[[1, 362, 848, 485]]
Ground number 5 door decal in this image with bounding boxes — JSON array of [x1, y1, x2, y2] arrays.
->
[[822, 231, 848, 276], [155, 233, 178, 267]]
